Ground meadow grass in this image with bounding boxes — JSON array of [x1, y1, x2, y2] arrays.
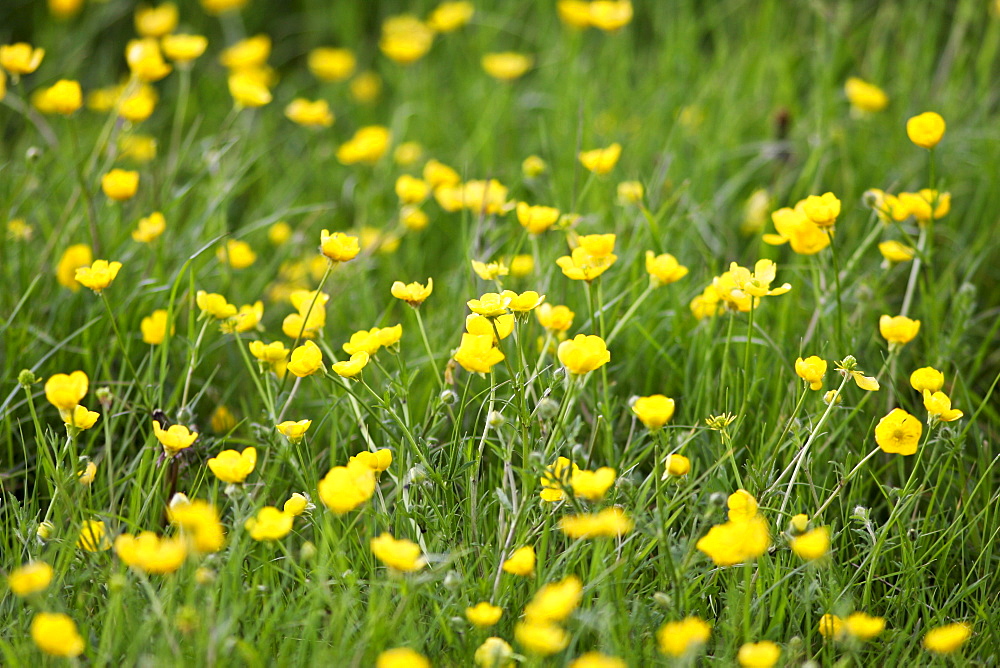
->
[[1, 0, 999, 665]]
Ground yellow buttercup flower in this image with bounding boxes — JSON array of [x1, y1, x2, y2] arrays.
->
[[283, 493, 312, 516], [196, 290, 238, 319], [906, 111, 946, 149], [559, 507, 633, 538], [45, 370, 88, 412], [342, 328, 382, 356], [471, 259, 509, 281], [522, 154, 547, 177], [208, 446, 257, 483], [423, 158, 461, 187], [617, 180, 644, 205], [161, 34, 208, 64], [217, 239, 257, 269], [578, 142, 621, 174], [664, 453, 690, 476], [287, 341, 325, 377], [427, 1, 474, 32], [245, 507, 294, 541], [819, 613, 845, 640], [133, 211, 166, 242], [737, 641, 780, 668], [558, 0, 592, 28], [379, 15, 435, 65], [38, 80, 83, 115], [320, 229, 361, 262], [31, 613, 85, 657], [228, 70, 272, 107], [377, 648, 431, 668], [168, 497, 225, 553], [506, 289, 545, 312], [308, 47, 356, 82], [923, 622, 972, 654], [126, 38, 172, 82], [276, 419, 311, 443], [454, 333, 505, 373], [844, 77, 888, 113], [77, 461, 97, 485], [577, 233, 616, 257], [558, 334, 610, 375], [875, 408, 922, 455], [285, 98, 334, 128], [371, 533, 426, 572], [114, 532, 188, 574], [482, 52, 534, 81], [898, 189, 950, 224], [395, 174, 430, 204], [466, 602, 503, 627], [570, 467, 616, 501], [119, 134, 158, 162], [64, 404, 100, 430], [515, 621, 570, 655], [795, 356, 827, 390], [332, 352, 370, 378], [910, 366, 944, 393], [556, 246, 617, 281], [119, 94, 155, 126], [135, 3, 178, 37], [510, 254, 535, 276], [878, 240, 915, 263], [802, 192, 841, 227], [391, 278, 433, 306], [394, 141, 423, 166], [728, 259, 791, 299], [923, 390, 963, 422], [645, 251, 689, 286], [763, 204, 831, 255], [657, 616, 712, 657], [318, 460, 376, 514], [632, 394, 675, 430], [0, 43, 45, 76], [337, 126, 392, 164], [209, 405, 236, 434], [589, 0, 633, 31], [845, 612, 885, 641], [350, 71, 382, 103], [728, 489, 759, 521], [251, 341, 289, 368], [102, 169, 140, 201], [8, 561, 54, 596], [540, 456, 579, 502], [467, 292, 511, 317], [516, 202, 560, 235], [879, 314, 920, 347], [524, 575, 582, 624], [220, 34, 271, 70], [467, 313, 514, 340], [153, 419, 198, 457], [790, 526, 830, 561], [502, 545, 535, 576], [77, 519, 111, 552], [696, 516, 771, 566], [350, 449, 393, 474], [569, 651, 625, 668]]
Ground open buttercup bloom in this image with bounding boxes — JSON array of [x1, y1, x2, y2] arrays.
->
[[285, 98, 334, 128], [728, 259, 791, 299], [45, 370, 88, 412], [558, 334, 610, 375], [802, 192, 841, 227], [657, 616, 712, 657], [0, 43, 45, 76], [482, 52, 534, 80], [161, 34, 208, 64], [153, 419, 198, 457], [875, 408, 922, 455], [795, 356, 827, 390], [910, 366, 945, 393], [466, 602, 503, 627], [879, 314, 920, 347], [320, 230, 361, 262], [391, 278, 433, 306], [332, 352, 370, 378], [923, 622, 972, 654], [207, 447, 257, 483], [502, 545, 535, 576], [906, 111, 946, 149], [578, 142, 621, 174], [845, 77, 889, 113], [318, 460, 376, 514], [371, 533, 425, 572], [923, 390, 963, 422], [454, 333, 505, 373], [763, 204, 831, 255], [8, 561, 54, 596], [632, 394, 675, 430], [517, 202, 560, 234], [737, 641, 780, 668], [245, 507, 294, 541], [645, 251, 689, 286], [75, 260, 122, 293]]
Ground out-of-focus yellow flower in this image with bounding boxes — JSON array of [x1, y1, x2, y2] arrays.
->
[[38, 80, 83, 115], [168, 496, 225, 553], [200, 0, 248, 15], [31, 613, 85, 657], [208, 446, 256, 483], [763, 204, 831, 255], [664, 453, 690, 476], [217, 239, 256, 268], [923, 622, 972, 654], [65, 405, 100, 430], [332, 351, 370, 378], [645, 251, 688, 286], [879, 314, 920, 347], [795, 356, 827, 390], [153, 420, 198, 457], [502, 545, 535, 576], [427, 1, 474, 32], [283, 493, 312, 516], [132, 211, 166, 242], [287, 341, 324, 377], [245, 507, 294, 541], [589, 0, 633, 31], [228, 71, 271, 107], [119, 134, 158, 162], [126, 38, 172, 82], [524, 575, 582, 623], [396, 174, 430, 204], [7, 218, 32, 241], [878, 240, 915, 263], [728, 489, 758, 521], [466, 602, 503, 627], [471, 260, 509, 281], [115, 531, 187, 573], [196, 290, 237, 319], [56, 245, 92, 290], [8, 561, 54, 596], [371, 533, 425, 572], [209, 405, 236, 433], [0, 43, 45, 76], [515, 621, 570, 655], [337, 126, 391, 165], [791, 526, 830, 561], [391, 278, 433, 306], [376, 648, 431, 668], [162, 34, 208, 64], [268, 221, 292, 245], [578, 142, 621, 174], [510, 254, 534, 277], [350, 448, 393, 474], [318, 460, 376, 514], [536, 303, 574, 332], [923, 390, 963, 422], [845, 612, 885, 640], [379, 15, 435, 65], [617, 180, 644, 205], [522, 155, 547, 178], [802, 192, 841, 227], [102, 169, 140, 201], [875, 408, 922, 455], [570, 467, 616, 501], [135, 3, 178, 38], [516, 202, 560, 235], [558, 0, 592, 28], [75, 260, 123, 294], [558, 334, 610, 374], [742, 188, 772, 234], [394, 141, 423, 166], [696, 516, 771, 566], [737, 641, 780, 668], [475, 637, 515, 668], [845, 77, 888, 113], [350, 71, 382, 103], [569, 652, 626, 668], [467, 313, 514, 340], [308, 47, 356, 82], [482, 52, 534, 80], [285, 98, 334, 128], [819, 613, 844, 640], [632, 394, 675, 430], [45, 370, 88, 412], [910, 366, 944, 393], [77, 519, 111, 552], [906, 111, 945, 149], [540, 456, 578, 502], [220, 35, 270, 71], [898, 189, 950, 224], [560, 507, 633, 538], [454, 333, 505, 373], [657, 616, 711, 657], [276, 419, 311, 443], [865, 188, 909, 222]]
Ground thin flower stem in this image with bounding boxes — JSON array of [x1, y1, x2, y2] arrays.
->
[[813, 445, 881, 519], [470, 371, 496, 545], [827, 230, 845, 348], [279, 262, 333, 396], [179, 317, 211, 415], [606, 282, 654, 346], [101, 294, 151, 409], [412, 307, 444, 391]]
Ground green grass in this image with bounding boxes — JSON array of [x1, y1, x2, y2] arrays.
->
[[2, 0, 999, 665]]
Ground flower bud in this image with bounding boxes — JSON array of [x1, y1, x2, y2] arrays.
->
[[535, 397, 560, 420], [439, 389, 458, 405], [486, 410, 505, 429], [300, 541, 317, 562], [26, 146, 42, 162], [443, 570, 463, 590], [17, 369, 37, 387], [709, 492, 727, 507]]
